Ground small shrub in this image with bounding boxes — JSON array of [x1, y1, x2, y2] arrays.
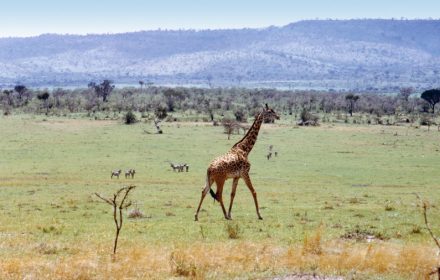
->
[[154, 106, 168, 120], [128, 208, 144, 219], [35, 243, 59, 255], [234, 108, 246, 122], [298, 108, 319, 126], [170, 250, 200, 277], [411, 225, 422, 234], [225, 222, 241, 239], [302, 227, 322, 255], [349, 197, 361, 204], [38, 224, 63, 235], [124, 111, 137, 124], [385, 203, 395, 211]]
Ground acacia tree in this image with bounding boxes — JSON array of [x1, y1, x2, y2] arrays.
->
[[345, 93, 360, 116], [162, 88, 187, 112], [398, 87, 414, 113], [14, 85, 27, 102], [421, 89, 440, 114], [222, 118, 238, 140], [2, 90, 13, 106], [37, 92, 50, 114], [88, 80, 115, 102], [139, 80, 144, 93]]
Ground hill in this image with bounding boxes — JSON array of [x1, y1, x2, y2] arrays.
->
[[1, 19, 439, 90]]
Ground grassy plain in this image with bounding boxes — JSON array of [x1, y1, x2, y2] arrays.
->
[[1, 114, 440, 279]]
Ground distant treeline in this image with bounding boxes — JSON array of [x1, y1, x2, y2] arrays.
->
[[1, 81, 439, 125]]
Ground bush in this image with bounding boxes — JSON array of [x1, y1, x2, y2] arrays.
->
[[419, 115, 433, 126], [124, 111, 137, 124], [154, 106, 168, 120], [128, 208, 144, 219], [225, 222, 241, 239], [234, 109, 246, 122], [298, 108, 319, 126]]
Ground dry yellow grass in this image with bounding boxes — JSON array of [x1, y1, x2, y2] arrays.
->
[[0, 238, 437, 279]]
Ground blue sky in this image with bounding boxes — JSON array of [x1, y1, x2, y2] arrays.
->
[[1, 0, 439, 37]]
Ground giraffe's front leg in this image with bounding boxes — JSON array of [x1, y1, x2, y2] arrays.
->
[[227, 178, 239, 219], [242, 173, 263, 220]]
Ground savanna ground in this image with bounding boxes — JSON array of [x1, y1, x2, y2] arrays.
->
[[1, 114, 440, 279]]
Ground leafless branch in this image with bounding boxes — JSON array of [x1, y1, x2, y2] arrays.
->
[[415, 193, 440, 279], [94, 185, 137, 255], [415, 194, 440, 250]]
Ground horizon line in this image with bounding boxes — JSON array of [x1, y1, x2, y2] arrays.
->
[[1, 17, 439, 39]]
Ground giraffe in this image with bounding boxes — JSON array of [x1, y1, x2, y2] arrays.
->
[[194, 104, 279, 221]]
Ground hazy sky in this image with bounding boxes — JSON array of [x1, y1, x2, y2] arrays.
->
[[1, 0, 439, 37]]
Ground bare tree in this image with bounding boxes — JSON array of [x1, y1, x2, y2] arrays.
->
[[94, 185, 136, 255], [416, 194, 440, 279], [222, 118, 238, 140]]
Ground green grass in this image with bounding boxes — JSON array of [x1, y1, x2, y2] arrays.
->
[[1, 114, 440, 278]]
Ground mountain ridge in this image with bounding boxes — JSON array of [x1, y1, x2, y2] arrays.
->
[[1, 19, 439, 90]]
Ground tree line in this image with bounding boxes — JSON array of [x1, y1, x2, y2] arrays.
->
[[1, 80, 439, 125]]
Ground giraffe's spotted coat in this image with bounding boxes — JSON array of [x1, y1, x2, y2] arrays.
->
[[195, 105, 279, 221]]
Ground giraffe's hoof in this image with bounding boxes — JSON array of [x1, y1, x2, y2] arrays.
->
[[258, 216, 263, 220], [194, 215, 199, 222]]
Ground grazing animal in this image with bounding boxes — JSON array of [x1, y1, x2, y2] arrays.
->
[[111, 169, 122, 179], [274, 151, 278, 157], [170, 163, 180, 172], [125, 169, 136, 179], [178, 165, 185, 172], [266, 152, 272, 160], [184, 164, 189, 172], [195, 104, 279, 221]]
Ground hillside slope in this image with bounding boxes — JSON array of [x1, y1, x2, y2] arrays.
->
[[0, 19, 439, 90]]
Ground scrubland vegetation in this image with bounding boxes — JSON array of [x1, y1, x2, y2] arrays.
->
[[1, 82, 440, 279]]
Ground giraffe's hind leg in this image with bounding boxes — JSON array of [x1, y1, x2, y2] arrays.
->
[[227, 178, 239, 219], [242, 173, 263, 220], [194, 177, 214, 221]]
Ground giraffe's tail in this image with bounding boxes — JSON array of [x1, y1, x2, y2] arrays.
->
[[206, 172, 218, 202], [209, 188, 217, 202]]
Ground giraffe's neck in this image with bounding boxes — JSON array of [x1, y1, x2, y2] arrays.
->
[[232, 112, 264, 155]]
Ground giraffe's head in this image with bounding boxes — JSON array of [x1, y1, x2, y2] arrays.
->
[[262, 104, 280, 121]]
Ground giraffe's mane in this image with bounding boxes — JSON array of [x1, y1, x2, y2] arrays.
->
[[231, 110, 263, 149]]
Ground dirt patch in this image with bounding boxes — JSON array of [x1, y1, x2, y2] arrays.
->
[[36, 119, 116, 132]]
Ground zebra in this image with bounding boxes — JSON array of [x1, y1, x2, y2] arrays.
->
[[125, 169, 136, 178], [178, 164, 185, 172], [111, 169, 122, 179], [170, 163, 181, 172], [266, 152, 272, 160]]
